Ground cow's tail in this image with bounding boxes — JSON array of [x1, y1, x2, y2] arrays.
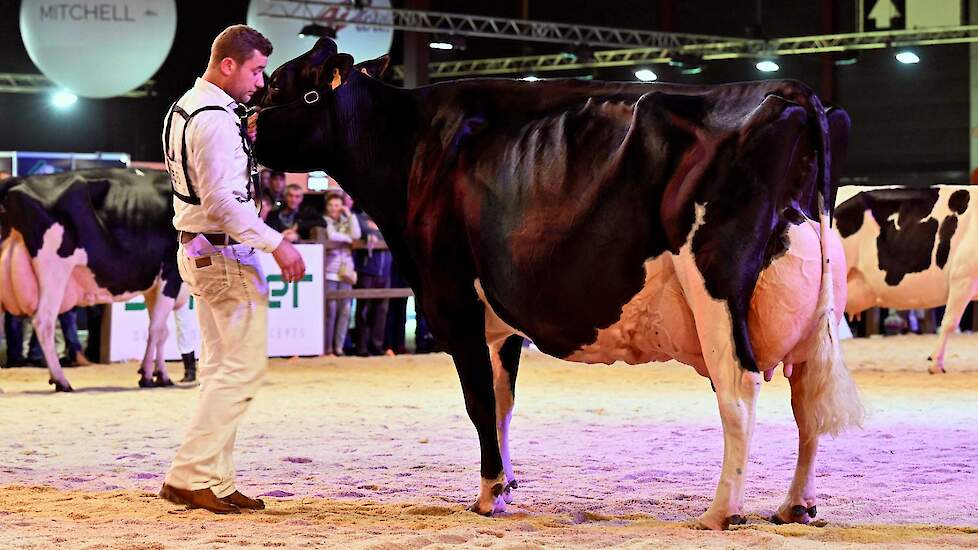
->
[[798, 95, 864, 439]]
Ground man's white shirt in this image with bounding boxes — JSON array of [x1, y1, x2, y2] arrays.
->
[[165, 77, 283, 253]]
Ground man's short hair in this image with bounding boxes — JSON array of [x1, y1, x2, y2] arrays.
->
[[210, 25, 273, 66], [325, 192, 344, 203], [285, 183, 303, 194], [270, 170, 287, 180]]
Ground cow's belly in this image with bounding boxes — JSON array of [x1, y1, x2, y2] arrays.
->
[[65, 266, 143, 308], [564, 254, 704, 369], [852, 262, 950, 310]]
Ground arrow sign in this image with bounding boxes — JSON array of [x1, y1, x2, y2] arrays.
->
[[865, 0, 905, 31]]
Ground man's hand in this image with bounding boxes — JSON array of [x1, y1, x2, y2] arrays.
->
[[282, 228, 299, 243], [272, 239, 305, 282]]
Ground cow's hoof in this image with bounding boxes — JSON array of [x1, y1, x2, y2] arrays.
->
[[502, 479, 517, 504], [48, 378, 73, 392], [771, 504, 817, 525], [727, 514, 748, 526], [466, 502, 494, 517], [138, 377, 155, 388], [154, 375, 175, 387], [928, 366, 945, 375]]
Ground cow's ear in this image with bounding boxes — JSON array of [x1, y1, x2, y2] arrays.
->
[[304, 53, 354, 91], [355, 54, 390, 79]]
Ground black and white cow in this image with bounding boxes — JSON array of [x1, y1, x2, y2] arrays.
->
[[836, 185, 978, 373], [0, 168, 185, 392], [254, 39, 864, 529]]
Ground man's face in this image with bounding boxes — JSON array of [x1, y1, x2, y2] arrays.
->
[[285, 188, 303, 210], [270, 176, 286, 193], [226, 49, 267, 103]]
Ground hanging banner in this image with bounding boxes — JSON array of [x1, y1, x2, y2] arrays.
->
[[19, 0, 177, 98], [109, 244, 324, 361], [247, 0, 394, 74]]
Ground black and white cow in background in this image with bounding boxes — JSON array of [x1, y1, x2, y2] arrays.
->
[[836, 185, 978, 373], [0, 168, 186, 392], [255, 39, 864, 530]]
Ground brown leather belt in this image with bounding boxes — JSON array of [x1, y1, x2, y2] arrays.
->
[[179, 231, 239, 246]]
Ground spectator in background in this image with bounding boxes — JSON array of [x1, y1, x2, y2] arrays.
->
[[312, 193, 361, 356], [266, 184, 312, 242], [265, 170, 287, 209], [353, 211, 392, 356]]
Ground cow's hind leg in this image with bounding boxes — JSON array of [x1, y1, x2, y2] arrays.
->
[[491, 335, 523, 504], [927, 275, 978, 374], [140, 286, 175, 387], [32, 225, 81, 392], [772, 361, 819, 524], [673, 247, 762, 530]]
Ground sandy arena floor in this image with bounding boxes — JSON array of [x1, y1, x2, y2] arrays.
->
[[1, 333, 977, 548]]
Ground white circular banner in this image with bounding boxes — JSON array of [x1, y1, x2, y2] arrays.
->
[[20, 0, 177, 98], [247, 0, 394, 73]]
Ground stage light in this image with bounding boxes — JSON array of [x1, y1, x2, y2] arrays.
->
[[52, 90, 77, 109], [634, 68, 657, 82], [755, 60, 780, 72], [521, 75, 541, 82], [298, 24, 335, 39], [896, 51, 920, 64], [429, 41, 452, 50]]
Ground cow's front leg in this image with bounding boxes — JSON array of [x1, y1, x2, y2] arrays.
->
[[772, 361, 819, 525], [491, 335, 523, 504], [449, 329, 507, 516], [928, 274, 978, 374]]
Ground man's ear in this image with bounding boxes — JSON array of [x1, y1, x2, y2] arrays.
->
[[355, 54, 391, 79], [303, 53, 355, 91]]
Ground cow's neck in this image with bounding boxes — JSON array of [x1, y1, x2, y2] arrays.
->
[[327, 79, 418, 236]]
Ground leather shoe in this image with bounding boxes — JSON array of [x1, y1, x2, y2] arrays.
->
[[221, 490, 265, 510], [159, 484, 240, 514]]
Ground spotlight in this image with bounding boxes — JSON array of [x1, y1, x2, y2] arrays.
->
[[895, 51, 920, 64], [298, 23, 336, 39], [429, 35, 466, 51], [755, 60, 780, 72], [52, 90, 77, 109], [521, 75, 541, 82], [634, 68, 657, 82]]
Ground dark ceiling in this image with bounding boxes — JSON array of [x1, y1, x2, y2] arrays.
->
[[0, 0, 970, 182]]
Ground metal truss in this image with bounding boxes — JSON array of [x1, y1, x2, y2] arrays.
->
[[406, 25, 978, 78], [261, 0, 745, 50], [0, 73, 152, 97]]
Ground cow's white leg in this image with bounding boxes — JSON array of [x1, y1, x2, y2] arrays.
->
[[773, 361, 819, 524], [141, 285, 175, 385], [489, 336, 522, 505], [32, 225, 85, 392], [928, 275, 978, 374], [672, 247, 761, 530]]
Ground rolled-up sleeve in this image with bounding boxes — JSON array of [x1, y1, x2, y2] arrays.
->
[[188, 112, 283, 252]]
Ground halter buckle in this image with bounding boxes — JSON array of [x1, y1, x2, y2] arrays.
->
[[303, 90, 320, 104]]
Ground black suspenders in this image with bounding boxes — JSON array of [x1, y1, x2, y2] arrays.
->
[[164, 102, 259, 206]]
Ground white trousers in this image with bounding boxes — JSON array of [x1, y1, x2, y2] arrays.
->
[[164, 241, 268, 498], [173, 299, 199, 355]]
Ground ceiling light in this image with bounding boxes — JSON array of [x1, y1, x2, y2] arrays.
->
[[521, 75, 541, 82], [298, 23, 335, 39], [429, 41, 452, 50], [52, 90, 77, 109], [895, 51, 920, 64], [634, 68, 657, 82], [755, 60, 780, 72]]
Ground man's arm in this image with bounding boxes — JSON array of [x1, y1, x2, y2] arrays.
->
[[189, 112, 283, 253]]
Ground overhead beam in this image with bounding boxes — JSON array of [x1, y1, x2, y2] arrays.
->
[[0, 73, 153, 97], [261, 0, 751, 50], [397, 24, 978, 78]]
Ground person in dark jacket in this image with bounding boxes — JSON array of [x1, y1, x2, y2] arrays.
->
[[353, 211, 392, 356], [265, 184, 315, 242]]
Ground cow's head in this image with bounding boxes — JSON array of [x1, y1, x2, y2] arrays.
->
[[254, 38, 390, 173]]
